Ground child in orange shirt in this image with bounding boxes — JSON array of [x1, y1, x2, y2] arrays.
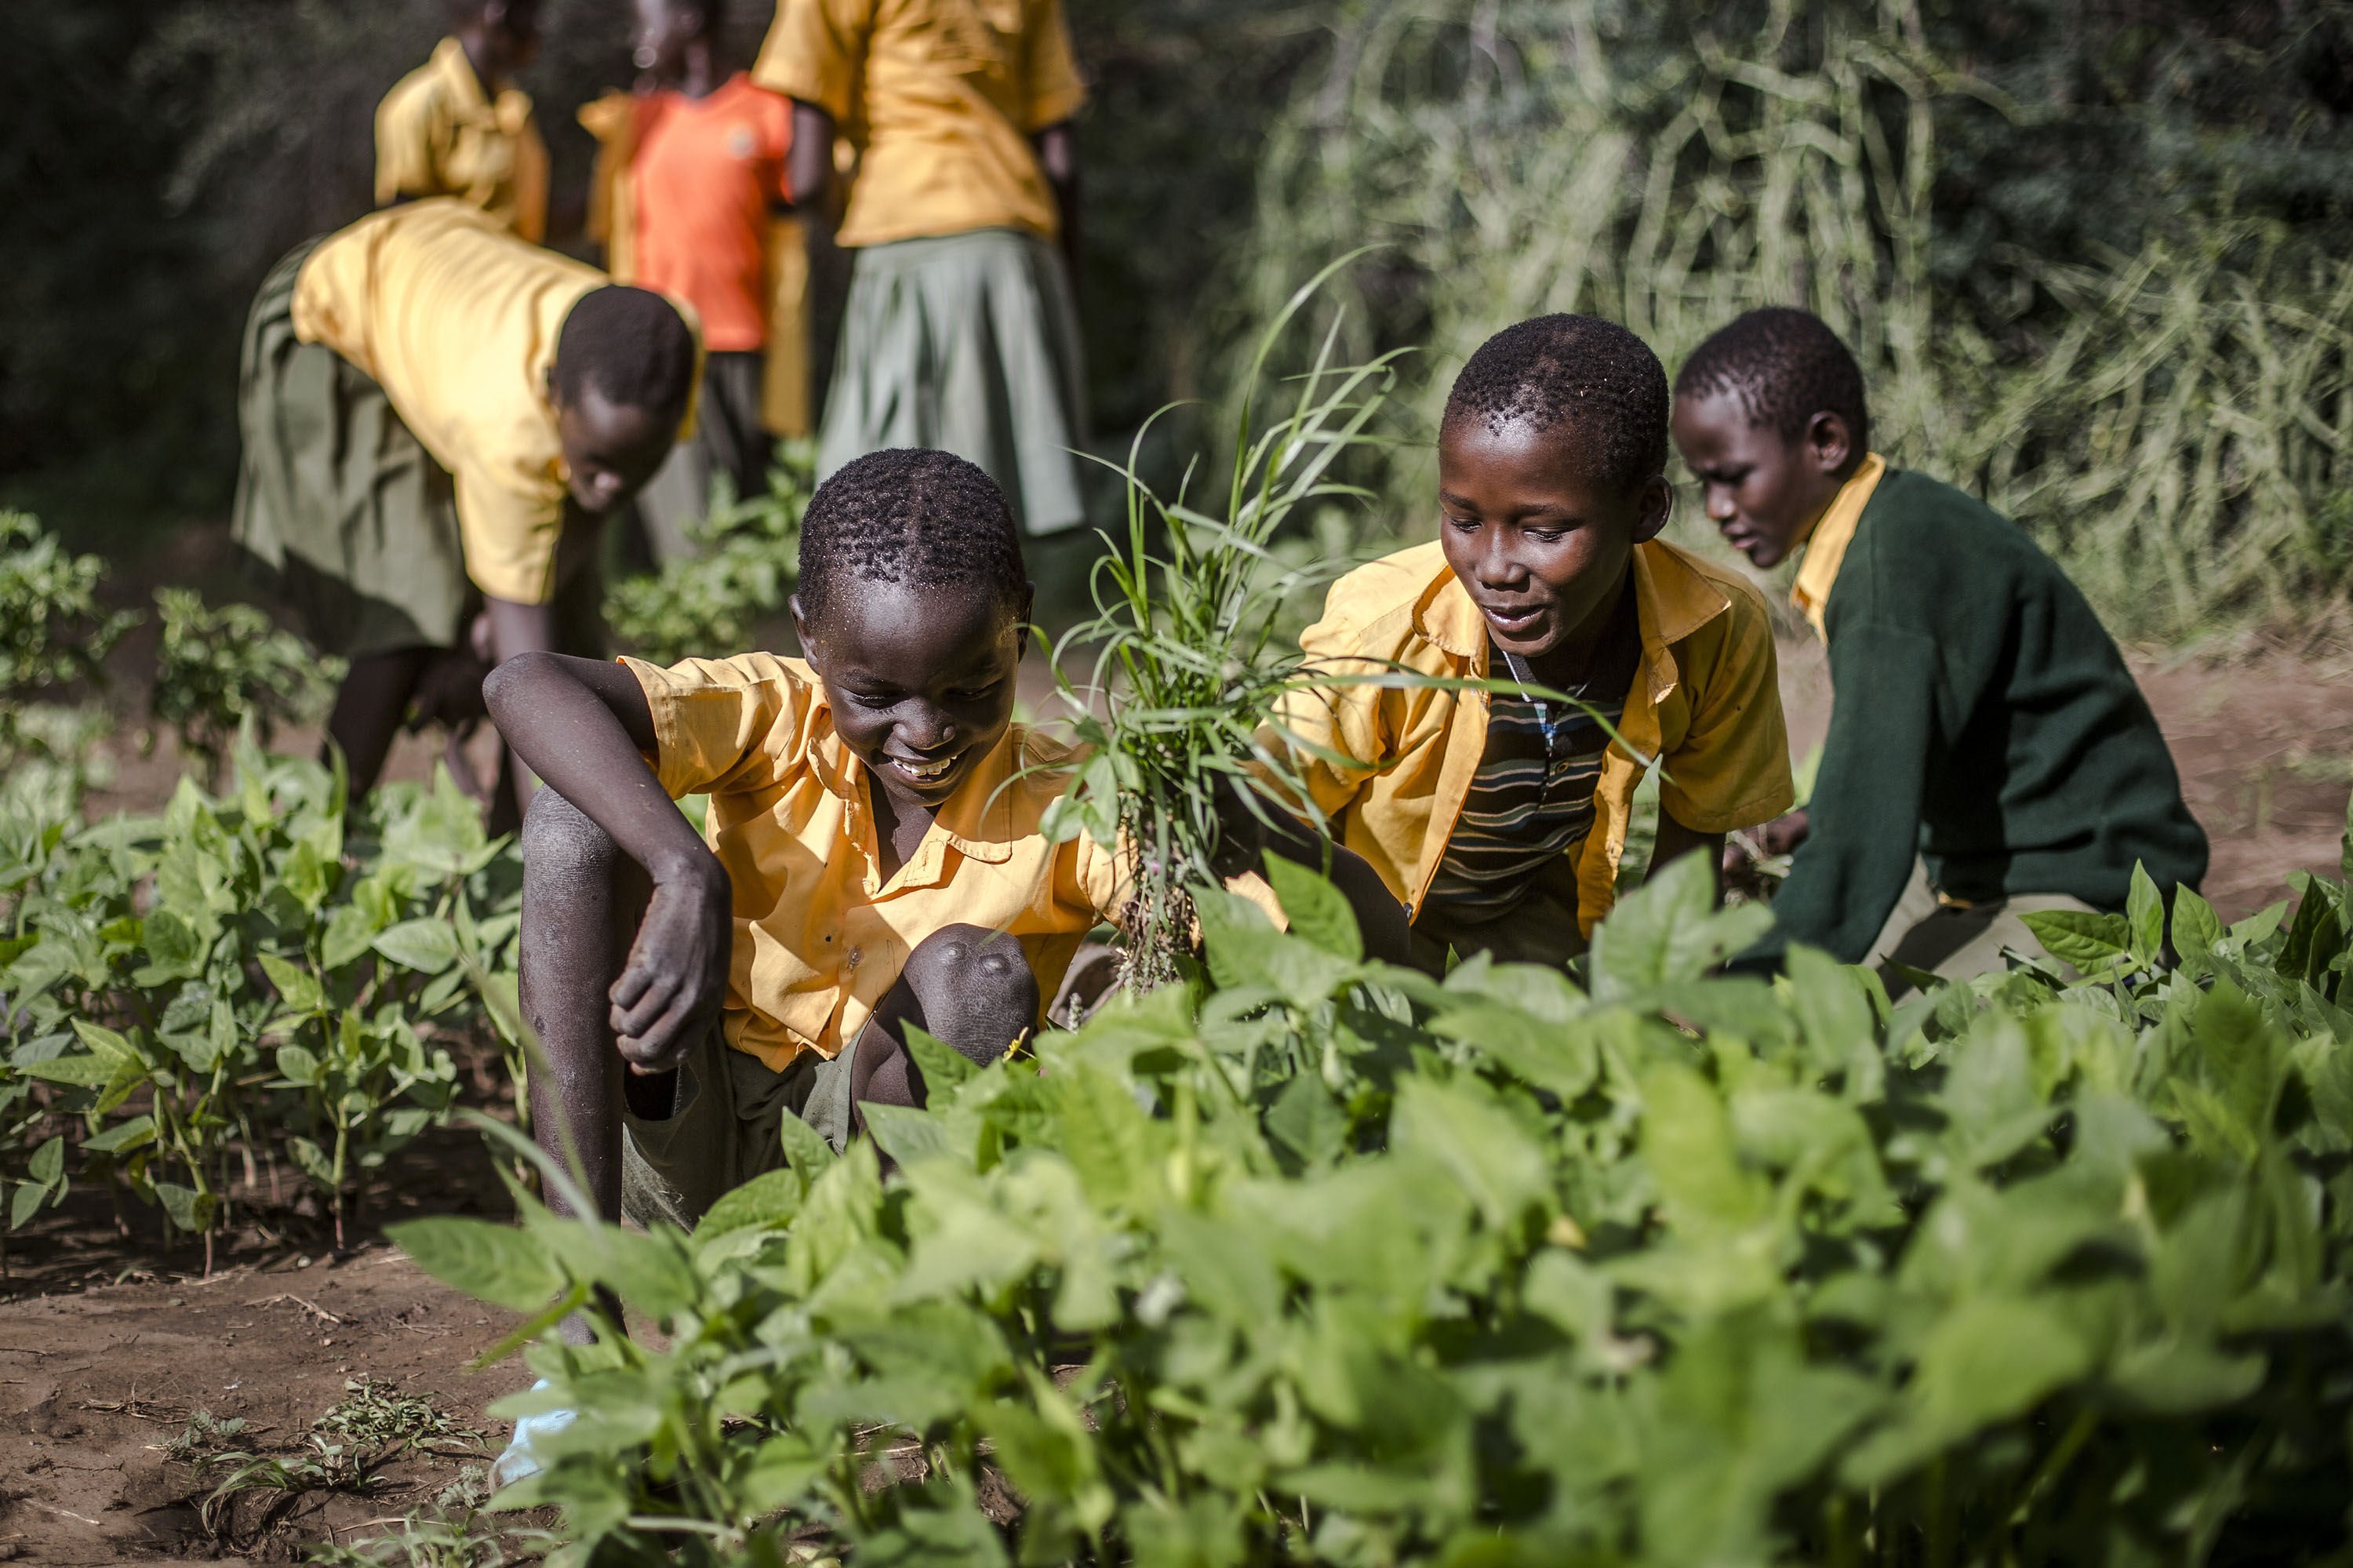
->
[[584, 0, 804, 560]]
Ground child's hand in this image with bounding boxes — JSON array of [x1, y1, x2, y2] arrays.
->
[[606, 863, 733, 1073], [1207, 775, 1269, 879]]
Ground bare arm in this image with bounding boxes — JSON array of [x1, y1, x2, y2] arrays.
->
[[1034, 119, 1080, 283], [788, 100, 837, 231], [486, 652, 730, 1071], [1652, 811, 1726, 902]]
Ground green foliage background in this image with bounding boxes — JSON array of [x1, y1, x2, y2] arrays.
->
[[14, 0, 2351, 636]]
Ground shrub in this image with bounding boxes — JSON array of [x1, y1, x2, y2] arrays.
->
[[149, 586, 342, 786], [604, 443, 816, 668], [0, 735, 523, 1266]]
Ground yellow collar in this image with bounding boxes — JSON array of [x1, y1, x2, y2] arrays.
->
[[1790, 453, 1886, 640], [1413, 537, 1733, 704]]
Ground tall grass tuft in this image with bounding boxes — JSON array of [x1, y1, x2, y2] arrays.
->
[[1041, 259, 1405, 988], [1218, 0, 2353, 640]]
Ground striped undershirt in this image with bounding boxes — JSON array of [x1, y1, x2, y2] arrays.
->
[[1420, 584, 1642, 926]]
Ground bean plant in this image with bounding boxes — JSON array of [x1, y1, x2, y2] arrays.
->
[[604, 442, 816, 668], [149, 585, 341, 786], [397, 803, 2353, 1565], [0, 732, 523, 1265]]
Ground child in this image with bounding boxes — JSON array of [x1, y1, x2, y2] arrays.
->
[[581, 0, 803, 562], [753, 0, 1090, 534], [1273, 315, 1795, 973], [1670, 307, 2208, 988], [483, 447, 1406, 1239], [376, 1, 550, 242], [232, 198, 699, 828]]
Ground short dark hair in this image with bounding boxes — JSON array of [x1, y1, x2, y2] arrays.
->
[[1674, 307, 1871, 462], [797, 449, 1028, 624], [1442, 315, 1671, 493], [553, 286, 697, 420]]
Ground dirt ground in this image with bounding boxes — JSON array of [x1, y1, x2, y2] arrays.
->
[[9, 519, 2350, 1563]]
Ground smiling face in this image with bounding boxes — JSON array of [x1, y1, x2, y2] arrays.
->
[[551, 385, 676, 515], [791, 579, 1031, 815], [1670, 390, 1855, 569], [1435, 416, 1670, 669]]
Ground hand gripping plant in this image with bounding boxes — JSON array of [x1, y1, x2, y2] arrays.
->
[[1040, 260, 1406, 989]]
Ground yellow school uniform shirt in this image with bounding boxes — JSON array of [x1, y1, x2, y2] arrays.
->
[[752, 0, 1088, 247], [1788, 453, 1887, 639], [1271, 538, 1795, 937], [291, 199, 691, 606], [629, 651, 1135, 1071], [376, 38, 550, 242]]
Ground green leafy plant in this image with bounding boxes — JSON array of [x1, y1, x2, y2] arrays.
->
[[0, 510, 136, 809], [0, 508, 137, 719], [1042, 261, 1409, 988], [149, 586, 342, 785], [0, 735, 522, 1263], [397, 807, 2353, 1564], [605, 442, 816, 668]]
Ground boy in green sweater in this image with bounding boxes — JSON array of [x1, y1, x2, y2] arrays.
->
[[1670, 308, 2207, 989]]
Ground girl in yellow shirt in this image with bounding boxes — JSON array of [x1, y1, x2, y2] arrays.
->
[[232, 199, 698, 829]]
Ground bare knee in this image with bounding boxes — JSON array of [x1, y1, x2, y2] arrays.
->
[[521, 787, 619, 884], [902, 923, 1038, 1064]]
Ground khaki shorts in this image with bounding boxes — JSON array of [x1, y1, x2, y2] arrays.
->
[[1867, 860, 2095, 1000], [1408, 885, 1587, 977], [620, 1026, 858, 1232]]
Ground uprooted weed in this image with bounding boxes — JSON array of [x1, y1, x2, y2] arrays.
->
[[176, 1379, 488, 1548], [307, 1464, 561, 1568]]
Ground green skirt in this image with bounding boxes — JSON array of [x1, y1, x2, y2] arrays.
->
[[232, 237, 473, 660], [816, 227, 1089, 536]]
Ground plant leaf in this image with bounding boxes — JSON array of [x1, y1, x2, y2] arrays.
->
[[1259, 855, 1363, 962], [390, 1216, 567, 1312]]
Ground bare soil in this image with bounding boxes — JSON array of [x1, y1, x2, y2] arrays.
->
[[0, 1125, 533, 1565]]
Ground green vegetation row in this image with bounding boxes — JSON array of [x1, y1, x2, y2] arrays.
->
[[0, 744, 523, 1267], [398, 840, 2353, 1566]]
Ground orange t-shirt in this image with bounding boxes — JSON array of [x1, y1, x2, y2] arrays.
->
[[632, 75, 793, 354]]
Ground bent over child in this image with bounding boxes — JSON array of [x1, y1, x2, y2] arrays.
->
[[484, 448, 1404, 1240], [1274, 315, 1795, 973], [233, 198, 698, 828], [1671, 307, 2208, 988]]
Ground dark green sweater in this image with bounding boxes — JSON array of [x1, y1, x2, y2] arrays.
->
[[1745, 470, 2207, 967]]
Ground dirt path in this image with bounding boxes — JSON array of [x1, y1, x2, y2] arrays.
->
[[0, 1247, 523, 1564]]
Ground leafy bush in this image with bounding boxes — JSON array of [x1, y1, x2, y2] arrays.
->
[[398, 824, 2353, 1563], [604, 444, 816, 668], [150, 585, 342, 784], [0, 509, 138, 809], [0, 734, 522, 1264]]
